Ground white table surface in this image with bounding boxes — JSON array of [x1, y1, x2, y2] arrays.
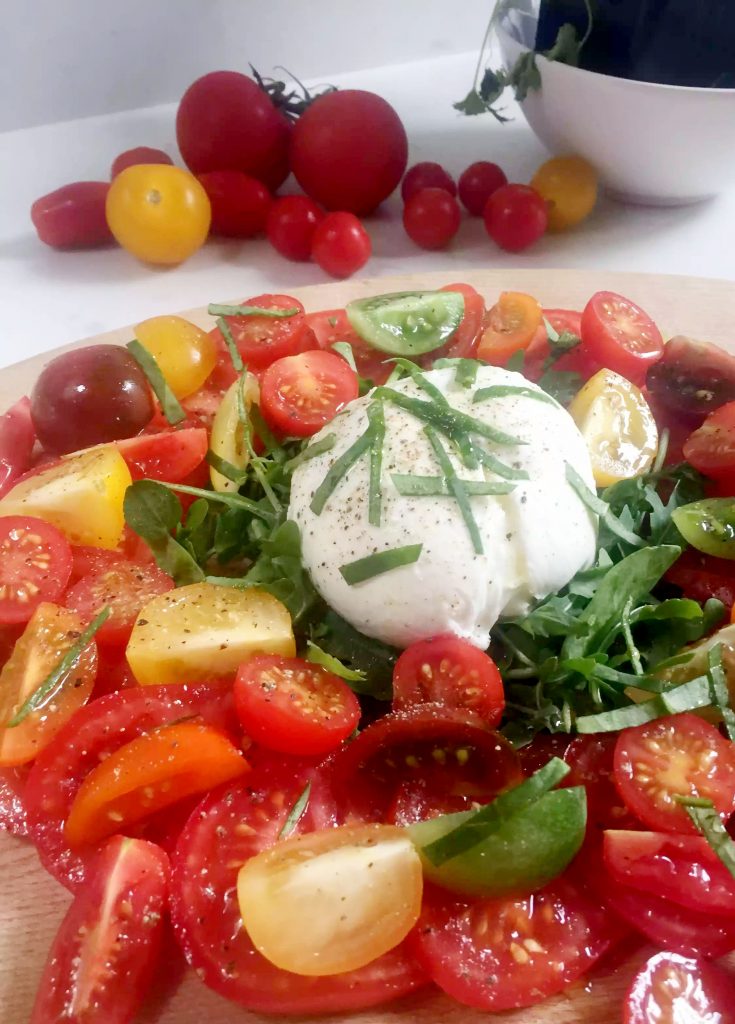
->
[[1, 50, 734, 374]]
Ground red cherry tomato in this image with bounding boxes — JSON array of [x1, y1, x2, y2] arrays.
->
[[403, 188, 461, 250], [197, 170, 272, 237], [65, 560, 174, 647], [0, 516, 73, 625], [307, 308, 392, 385], [683, 402, 735, 481], [665, 548, 735, 607], [234, 655, 361, 756], [422, 283, 486, 364], [291, 90, 408, 215], [401, 162, 456, 202], [259, 350, 359, 437], [176, 71, 290, 191], [392, 634, 505, 727], [614, 712, 735, 834], [266, 195, 324, 261], [581, 291, 664, 383], [311, 212, 371, 278], [624, 952, 735, 1024], [458, 161, 508, 216], [111, 147, 172, 177], [483, 184, 548, 252], [116, 427, 208, 482], [31, 182, 114, 250], [647, 335, 735, 423], [30, 835, 168, 1024], [565, 734, 638, 834], [210, 294, 315, 372], [0, 397, 35, 499]]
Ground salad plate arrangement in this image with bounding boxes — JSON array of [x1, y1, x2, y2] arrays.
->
[[1, 268, 735, 1024]]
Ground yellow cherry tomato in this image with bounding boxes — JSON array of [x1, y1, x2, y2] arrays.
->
[[134, 316, 217, 399], [237, 823, 423, 976], [569, 368, 658, 486], [106, 164, 211, 265], [209, 375, 259, 493], [530, 156, 598, 232], [0, 447, 131, 548], [126, 582, 295, 685]]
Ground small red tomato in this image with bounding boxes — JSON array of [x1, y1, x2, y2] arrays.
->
[[458, 161, 508, 215], [31, 182, 114, 250], [401, 162, 457, 202], [266, 195, 324, 261], [483, 184, 548, 252], [259, 349, 359, 436], [110, 147, 172, 178], [197, 170, 272, 237], [581, 291, 664, 384], [311, 212, 371, 278], [403, 187, 461, 250]]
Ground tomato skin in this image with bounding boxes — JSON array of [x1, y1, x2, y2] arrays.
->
[[402, 162, 456, 202], [210, 295, 316, 372], [197, 170, 272, 237], [0, 516, 73, 625], [392, 634, 505, 727], [65, 560, 174, 647], [684, 402, 735, 482], [458, 161, 508, 216], [31, 182, 114, 249], [483, 184, 548, 252], [111, 147, 172, 177], [266, 195, 324, 261], [647, 334, 735, 423], [624, 952, 735, 1024], [403, 188, 461, 250], [30, 835, 169, 1024], [311, 212, 371, 278], [581, 291, 664, 384], [665, 548, 735, 607], [117, 427, 208, 482], [614, 712, 735, 834], [259, 350, 359, 437], [234, 655, 361, 756], [0, 397, 36, 499]]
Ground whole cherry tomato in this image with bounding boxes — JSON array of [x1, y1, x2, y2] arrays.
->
[[458, 161, 507, 215], [267, 196, 324, 261], [403, 188, 461, 250], [110, 147, 172, 178], [197, 170, 272, 238], [31, 183, 114, 250], [401, 162, 456, 202], [483, 184, 548, 252], [311, 213, 371, 278]]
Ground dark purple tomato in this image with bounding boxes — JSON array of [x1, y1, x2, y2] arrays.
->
[[31, 345, 155, 454]]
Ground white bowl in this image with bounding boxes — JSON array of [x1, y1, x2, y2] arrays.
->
[[496, 10, 735, 206]]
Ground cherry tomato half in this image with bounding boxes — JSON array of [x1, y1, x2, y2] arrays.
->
[[624, 952, 735, 1024], [477, 291, 543, 365], [458, 161, 507, 216], [647, 335, 735, 423], [403, 188, 461, 251], [483, 184, 548, 253], [210, 294, 314, 373], [684, 402, 735, 482], [234, 654, 361, 756], [424, 283, 486, 362], [581, 291, 664, 383], [259, 350, 359, 437], [197, 170, 272, 238], [0, 516, 73, 624], [65, 560, 173, 647], [666, 548, 735, 608], [308, 308, 392, 385], [311, 212, 372, 279], [116, 427, 208, 482]]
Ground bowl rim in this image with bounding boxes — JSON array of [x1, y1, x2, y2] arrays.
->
[[496, 20, 735, 96]]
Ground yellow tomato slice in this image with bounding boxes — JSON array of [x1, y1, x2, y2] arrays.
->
[[568, 368, 658, 486], [209, 375, 259, 493], [0, 448, 131, 549], [134, 316, 217, 399], [237, 823, 423, 976], [0, 603, 97, 766], [126, 582, 295, 685]]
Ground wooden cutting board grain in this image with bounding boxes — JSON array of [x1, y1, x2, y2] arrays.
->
[[2, 268, 734, 1024]]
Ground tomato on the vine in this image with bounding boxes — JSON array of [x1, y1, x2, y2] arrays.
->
[[403, 188, 461, 250], [259, 349, 359, 437]]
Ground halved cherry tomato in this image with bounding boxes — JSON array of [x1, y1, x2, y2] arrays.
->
[[565, 734, 639, 835], [308, 308, 392, 385], [614, 713, 735, 834], [683, 402, 735, 483], [580, 291, 664, 384], [259, 350, 359, 437], [0, 516, 73, 624], [624, 952, 735, 1024], [0, 603, 97, 767], [234, 655, 361, 756], [647, 335, 735, 423], [30, 836, 168, 1024], [0, 765, 29, 837], [170, 759, 427, 1013], [604, 829, 735, 916], [210, 293, 315, 373], [134, 317, 217, 399], [0, 397, 35, 499], [666, 548, 735, 608], [476, 292, 543, 366], [208, 375, 258, 493], [392, 634, 505, 727], [24, 682, 237, 888], [65, 560, 174, 647], [64, 720, 248, 848], [421, 283, 485, 364], [413, 879, 622, 1011]]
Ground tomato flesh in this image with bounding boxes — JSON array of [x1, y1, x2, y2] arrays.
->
[[259, 350, 359, 437], [624, 952, 735, 1024], [581, 291, 664, 383], [0, 515, 73, 625], [65, 560, 174, 647], [647, 334, 735, 422]]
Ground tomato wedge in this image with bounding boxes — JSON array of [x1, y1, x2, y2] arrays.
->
[[259, 350, 359, 437], [0, 397, 35, 500], [477, 291, 543, 366], [65, 560, 174, 647], [613, 712, 735, 834], [210, 294, 316, 372], [0, 516, 73, 624], [392, 634, 505, 727], [683, 402, 735, 482], [624, 952, 735, 1024], [170, 758, 427, 1014], [580, 291, 664, 383], [24, 682, 237, 888], [420, 283, 485, 364], [647, 335, 735, 422], [116, 427, 208, 482], [30, 836, 168, 1024]]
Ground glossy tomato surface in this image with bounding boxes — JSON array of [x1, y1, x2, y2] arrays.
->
[[624, 952, 735, 1024], [65, 560, 173, 647], [259, 350, 359, 436], [0, 516, 73, 624]]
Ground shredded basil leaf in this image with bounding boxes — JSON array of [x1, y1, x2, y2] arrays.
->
[[367, 401, 385, 527], [374, 387, 526, 448], [310, 426, 373, 515], [331, 342, 358, 373], [391, 473, 515, 497], [205, 450, 248, 485], [566, 463, 645, 549], [305, 641, 367, 683], [284, 434, 336, 473], [576, 673, 712, 733], [473, 384, 557, 406], [339, 544, 423, 585], [278, 782, 312, 839], [707, 644, 735, 741], [676, 796, 735, 881], [126, 339, 185, 425], [425, 426, 483, 554], [208, 303, 300, 318], [215, 316, 244, 373]]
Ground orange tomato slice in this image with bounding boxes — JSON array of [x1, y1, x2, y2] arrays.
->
[[477, 291, 543, 366]]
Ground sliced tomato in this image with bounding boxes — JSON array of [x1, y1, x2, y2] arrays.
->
[[581, 291, 664, 384], [565, 734, 639, 835], [210, 294, 316, 373], [516, 732, 574, 776], [65, 560, 174, 647], [0, 397, 36, 500], [392, 634, 505, 727], [683, 401, 735, 483], [624, 952, 735, 1024], [604, 829, 735, 916], [0, 516, 73, 624], [30, 835, 168, 1024], [308, 706, 521, 828], [665, 548, 735, 608], [421, 283, 485, 364], [647, 335, 735, 423], [116, 427, 208, 482], [234, 654, 361, 756], [259, 350, 359, 437], [477, 291, 543, 366], [24, 682, 237, 889], [170, 757, 427, 1014], [307, 308, 392, 385], [613, 713, 735, 834], [412, 878, 622, 1011], [0, 765, 29, 837]]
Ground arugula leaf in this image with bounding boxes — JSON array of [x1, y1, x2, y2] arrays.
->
[[306, 641, 368, 684], [123, 481, 205, 585], [241, 520, 322, 628], [310, 611, 397, 701]]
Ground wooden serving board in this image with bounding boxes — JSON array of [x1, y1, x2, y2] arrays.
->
[[2, 268, 734, 1024]]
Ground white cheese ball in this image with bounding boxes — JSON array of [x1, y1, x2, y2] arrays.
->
[[288, 365, 597, 649]]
